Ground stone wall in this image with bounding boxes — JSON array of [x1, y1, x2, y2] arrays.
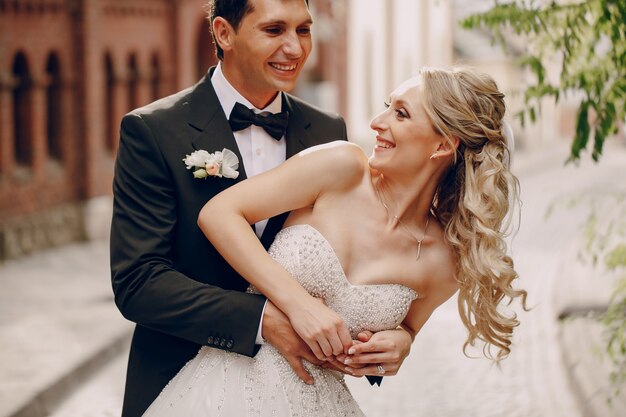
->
[[0, 202, 85, 260], [0, 0, 208, 261], [0, 0, 342, 261]]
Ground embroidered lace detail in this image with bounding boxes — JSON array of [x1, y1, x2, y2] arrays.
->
[[143, 224, 417, 417], [249, 225, 417, 337]]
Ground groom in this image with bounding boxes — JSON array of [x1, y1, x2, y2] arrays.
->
[[111, 1, 409, 416]]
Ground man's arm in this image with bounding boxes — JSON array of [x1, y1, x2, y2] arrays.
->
[[110, 112, 265, 356]]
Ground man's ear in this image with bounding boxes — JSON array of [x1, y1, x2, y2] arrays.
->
[[212, 17, 235, 53]]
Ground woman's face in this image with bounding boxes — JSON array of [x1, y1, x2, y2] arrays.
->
[[369, 76, 442, 176]]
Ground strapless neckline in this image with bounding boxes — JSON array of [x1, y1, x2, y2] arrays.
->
[[144, 222, 419, 417], [279, 224, 418, 298]]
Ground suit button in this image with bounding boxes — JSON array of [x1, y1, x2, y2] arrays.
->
[[220, 339, 226, 347], [207, 336, 214, 345], [226, 340, 233, 349]]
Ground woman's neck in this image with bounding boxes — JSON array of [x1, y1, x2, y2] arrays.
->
[[372, 171, 439, 230]]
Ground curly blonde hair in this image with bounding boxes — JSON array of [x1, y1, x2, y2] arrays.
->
[[421, 66, 528, 361]]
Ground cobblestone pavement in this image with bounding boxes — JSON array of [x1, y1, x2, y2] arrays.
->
[[48, 144, 626, 417]]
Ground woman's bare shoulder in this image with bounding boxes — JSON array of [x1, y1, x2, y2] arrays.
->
[[298, 140, 366, 162], [297, 141, 368, 188]]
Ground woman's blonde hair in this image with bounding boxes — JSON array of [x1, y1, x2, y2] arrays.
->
[[421, 66, 527, 361]]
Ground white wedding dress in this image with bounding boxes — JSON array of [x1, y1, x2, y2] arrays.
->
[[142, 224, 417, 417]]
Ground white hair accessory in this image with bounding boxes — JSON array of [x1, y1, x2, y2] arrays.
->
[[501, 120, 515, 168]]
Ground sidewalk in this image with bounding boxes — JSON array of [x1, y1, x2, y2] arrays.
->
[[0, 240, 132, 417], [516, 142, 626, 417], [553, 216, 626, 417], [1, 142, 625, 417]]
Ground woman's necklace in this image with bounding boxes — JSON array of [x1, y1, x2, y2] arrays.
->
[[375, 179, 431, 262]]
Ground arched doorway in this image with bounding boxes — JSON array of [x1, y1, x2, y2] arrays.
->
[[12, 52, 33, 168]]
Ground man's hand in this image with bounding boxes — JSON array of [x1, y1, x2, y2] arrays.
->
[[261, 301, 324, 385], [337, 328, 413, 376]]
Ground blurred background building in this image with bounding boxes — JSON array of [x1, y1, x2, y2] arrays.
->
[[2, 1, 625, 417], [0, 0, 578, 262], [0, 0, 217, 260]]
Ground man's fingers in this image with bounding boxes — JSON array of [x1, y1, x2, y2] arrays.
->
[[287, 357, 314, 385], [321, 357, 348, 373], [357, 330, 374, 342]]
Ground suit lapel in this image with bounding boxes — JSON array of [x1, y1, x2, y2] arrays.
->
[[186, 77, 313, 247], [188, 68, 249, 188], [283, 93, 316, 158]]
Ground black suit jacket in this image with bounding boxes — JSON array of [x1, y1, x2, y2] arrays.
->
[[110, 69, 348, 417]]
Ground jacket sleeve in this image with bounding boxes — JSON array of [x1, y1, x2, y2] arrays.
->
[[110, 112, 265, 357]]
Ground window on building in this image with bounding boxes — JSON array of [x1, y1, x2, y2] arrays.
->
[[46, 53, 63, 162], [104, 53, 115, 152], [12, 52, 33, 167], [127, 53, 139, 111]]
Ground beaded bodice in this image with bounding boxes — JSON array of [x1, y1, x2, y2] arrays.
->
[[253, 224, 417, 337], [145, 224, 418, 417]]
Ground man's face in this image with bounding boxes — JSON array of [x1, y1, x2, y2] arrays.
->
[[220, 0, 313, 107]]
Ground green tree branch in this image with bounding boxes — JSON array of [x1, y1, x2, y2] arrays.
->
[[462, 0, 626, 162]]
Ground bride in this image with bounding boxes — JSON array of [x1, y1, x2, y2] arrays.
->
[[142, 66, 527, 416]]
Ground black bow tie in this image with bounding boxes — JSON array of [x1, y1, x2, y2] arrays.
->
[[228, 102, 289, 140]]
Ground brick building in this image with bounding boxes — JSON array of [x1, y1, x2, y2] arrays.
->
[[0, 0, 345, 261]]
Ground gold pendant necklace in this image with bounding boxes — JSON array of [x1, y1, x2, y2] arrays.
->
[[375, 179, 431, 261]]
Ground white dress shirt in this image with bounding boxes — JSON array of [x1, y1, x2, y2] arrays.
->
[[211, 64, 287, 344], [211, 64, 287, 238]]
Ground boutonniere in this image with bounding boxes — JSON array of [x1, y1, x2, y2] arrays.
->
[[183, 148, 240, 179]]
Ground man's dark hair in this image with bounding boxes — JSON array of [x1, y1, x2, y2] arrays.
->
[[206, 0, 309, 61]]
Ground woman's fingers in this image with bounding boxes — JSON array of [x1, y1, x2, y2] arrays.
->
[[316, 336, 334, 358], [289, 297, 353, 358], [319, 322, 352, 356], [347, 339, 383, 355], [342, 352, 388, 365], [307, 338, 327, 361], [339, 326, 353, 354], [344, 362, 400, 377], [327, 334, 345, 356], [340, 329, 413, 376]]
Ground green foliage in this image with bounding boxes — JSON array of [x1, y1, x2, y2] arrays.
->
[[462, 0, 626, 162], [580, 194, 626, 398], [603, 279, 626, 399], [546, 192, 626, 398], [606, 244, 626, 270]]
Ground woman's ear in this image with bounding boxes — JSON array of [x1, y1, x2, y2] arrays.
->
[[212, 17, 235, 53], [431, 137, 460, 160]]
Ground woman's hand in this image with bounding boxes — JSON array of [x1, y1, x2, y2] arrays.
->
[[286, 296, 353, 361], [337, 328, 413, 376]]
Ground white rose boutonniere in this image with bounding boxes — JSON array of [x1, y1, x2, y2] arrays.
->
[[183, 148, 240, 179]]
